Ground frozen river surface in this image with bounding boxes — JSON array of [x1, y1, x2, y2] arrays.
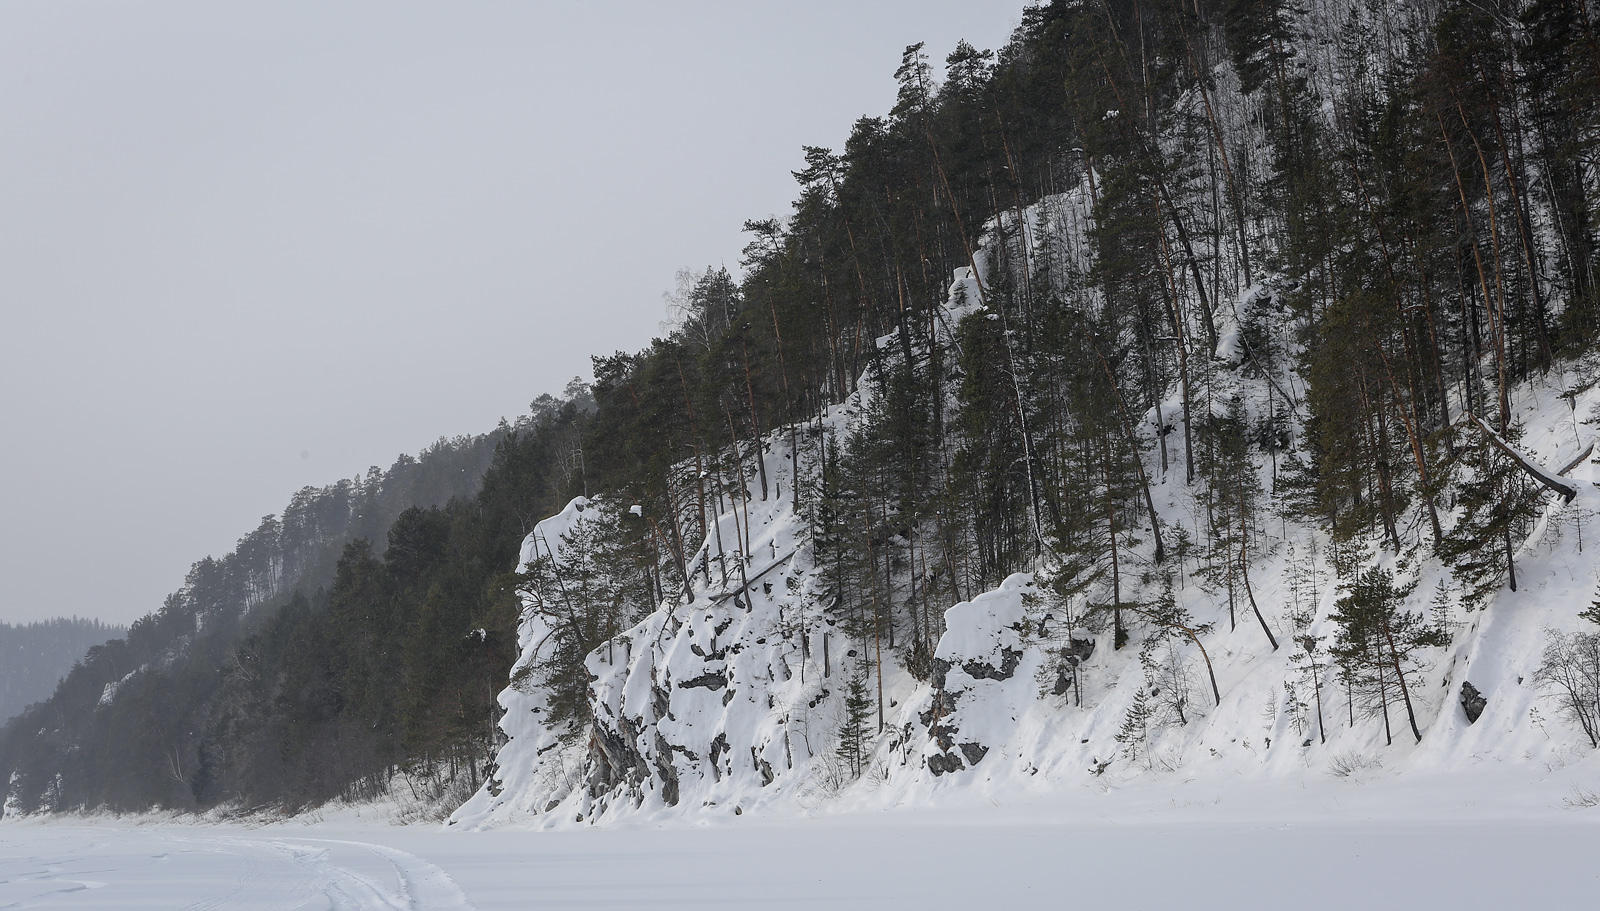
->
[[3, 813, 1598, 910]]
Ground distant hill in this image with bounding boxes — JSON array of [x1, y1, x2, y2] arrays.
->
[[0, 619, 126, 723]]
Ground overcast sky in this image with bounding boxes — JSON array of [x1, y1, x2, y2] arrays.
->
[[0, 2, 1024, 626]]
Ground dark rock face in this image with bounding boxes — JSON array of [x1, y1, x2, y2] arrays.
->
[[752, 750, 775, 786], [1052, 639, 1093, 696], [933, 646, 1022, 688], [654, 732, 681, 806], [962, 648, 1022, 682], [708, 732, 729, 779], [922, 647, 1015, 775], [927, 751, 965, 776], [1460, 681, 1488, 723], [679, 671, 728, 691], [588, 714, 649, 796]]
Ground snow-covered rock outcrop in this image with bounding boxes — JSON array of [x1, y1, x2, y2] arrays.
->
[[456, 185, 1600, 830]]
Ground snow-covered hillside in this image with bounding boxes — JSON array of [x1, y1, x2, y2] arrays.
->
[[456, 186, 1600, 831]]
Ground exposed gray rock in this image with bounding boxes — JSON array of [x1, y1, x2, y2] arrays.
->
[[679, 671, 727, 691], [962, 647, 1022, 682], [1460, 680, 1488, 723], [588, 714, 649, 796], [708, 732, 729, 779], [654, 731, 681, 806], [958, 742, 989, 766], [927, 751, 965, 776]]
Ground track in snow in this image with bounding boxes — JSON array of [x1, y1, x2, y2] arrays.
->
[[0, 828, 473, 910]]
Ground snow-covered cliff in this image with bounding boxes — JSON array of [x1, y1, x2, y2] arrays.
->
[[456, 189, 1600, 830]]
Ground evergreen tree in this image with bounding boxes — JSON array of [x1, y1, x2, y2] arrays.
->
[[1329, 569, 1446, 745], [1438, 430, 1543, 606], [836, 662, 874, 779]]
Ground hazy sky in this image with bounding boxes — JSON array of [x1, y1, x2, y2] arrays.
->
[[0, 2, 1024, 626]]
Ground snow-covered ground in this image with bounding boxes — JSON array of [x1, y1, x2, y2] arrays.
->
[[4, 774, 1599, 911]]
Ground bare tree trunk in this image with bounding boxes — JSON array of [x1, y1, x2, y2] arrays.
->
[[867, 498, 886, 733], [722, 401, 753, 558], [1369, 335, 1444, 544], [1179, 22, 1252, 285], [1239, 495, 1279, 651], [1154, 191, 1198, 484], [1382, 621, 1423, 743], [740, 339, 770, 501], [1105, 438, 1124, 649], [1091, 338, 1164, 561], [1465, 413, 1578, 501], [1439, 110, 1511, 432]]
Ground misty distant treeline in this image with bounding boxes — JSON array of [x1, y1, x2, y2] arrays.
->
[[0, 429, 515, 811], [0, 619, 126, 724], [6, 0, 1600, 815]]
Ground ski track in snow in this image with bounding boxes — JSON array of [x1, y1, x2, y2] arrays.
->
[[0, 827, 472, 910]]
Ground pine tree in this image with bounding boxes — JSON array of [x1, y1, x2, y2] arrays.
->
[[1329, 569, 1445, 744], [836, 662, 874, 779], [1439, 429, 1542, 606]]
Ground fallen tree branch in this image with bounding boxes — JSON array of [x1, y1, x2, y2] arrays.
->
[[1558, 443, 1595, 477], [1466, 413, 1577, 502]]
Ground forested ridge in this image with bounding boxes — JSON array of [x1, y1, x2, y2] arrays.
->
[[0, 620, 126, 726], [0, 427, 522, 811], [6, 0, 1600, 816]]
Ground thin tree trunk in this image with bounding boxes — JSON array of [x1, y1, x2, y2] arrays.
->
[[1105, 438, 1124, 649], [1439, 110, 1511, 432], [1091, 338, 1164, 561], [740, 339, 770, 501], [1239, 495, 1279, 651], [1381, 621, 1423, 743]]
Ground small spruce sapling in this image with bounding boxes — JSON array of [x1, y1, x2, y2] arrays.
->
[[1116, 688, 1154, 768]]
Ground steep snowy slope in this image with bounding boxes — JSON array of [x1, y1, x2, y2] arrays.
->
[[456, 187, 1600, 830]]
